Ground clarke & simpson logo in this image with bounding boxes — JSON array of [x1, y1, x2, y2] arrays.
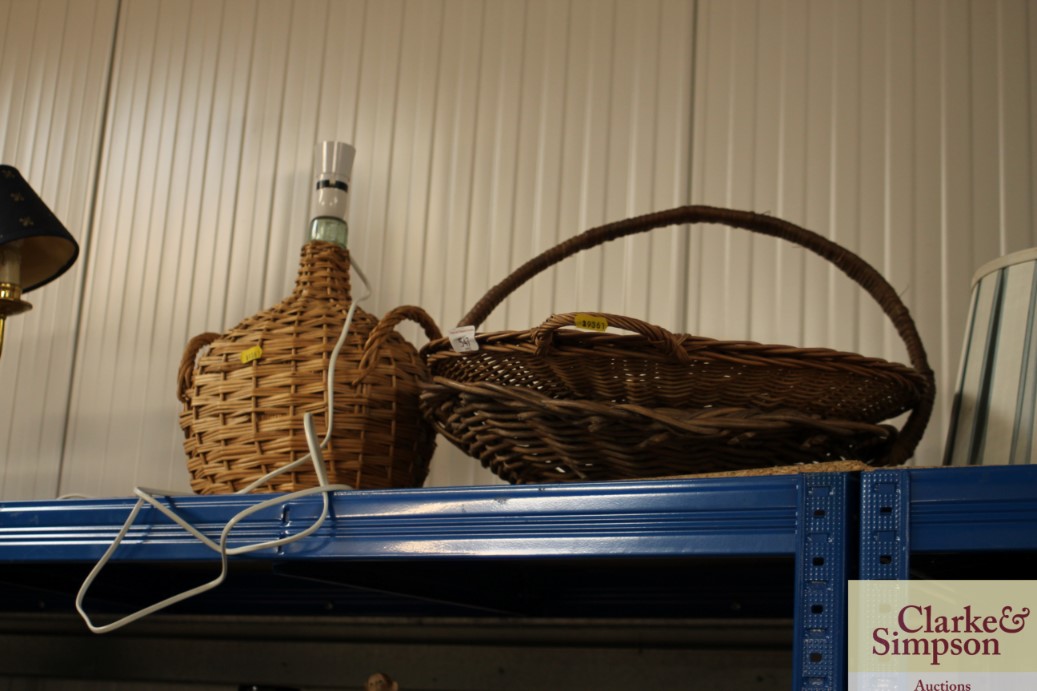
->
[[871, 603, 1030, 666], [850, 581, 1037, 691]]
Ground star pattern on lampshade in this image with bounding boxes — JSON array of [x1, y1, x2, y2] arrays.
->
[[0, 165, 80, 359]]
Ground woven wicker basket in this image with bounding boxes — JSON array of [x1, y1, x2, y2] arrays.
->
[[420, 206, 935, 484], [177, 241, 442, 494]]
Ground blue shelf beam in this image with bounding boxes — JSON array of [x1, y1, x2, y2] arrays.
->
[[0, 473, 862, 691], [0, 478, 806, 563], [859, 465, 1037, 580]]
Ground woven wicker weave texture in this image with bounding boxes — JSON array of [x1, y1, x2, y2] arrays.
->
[[178, 241, 439, 494], [421, 206, 935, 484], [428, 313, 924, 422]]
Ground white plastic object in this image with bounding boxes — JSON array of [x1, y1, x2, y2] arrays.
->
[[311, 141, 356, 223]]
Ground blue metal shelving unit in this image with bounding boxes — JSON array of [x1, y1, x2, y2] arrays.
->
[[6, 466, 1034, 688], [0, 473, 855, 690]]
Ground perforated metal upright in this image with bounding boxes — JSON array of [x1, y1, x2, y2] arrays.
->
[[792, 472, 856, 691], [858, 469, 910, 580]]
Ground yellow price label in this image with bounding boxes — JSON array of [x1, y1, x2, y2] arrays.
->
[[574, 314, 608, 332], [240, 345, 263, 364]]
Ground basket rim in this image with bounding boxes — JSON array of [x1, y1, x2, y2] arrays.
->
[[423, 320, 927, 388]]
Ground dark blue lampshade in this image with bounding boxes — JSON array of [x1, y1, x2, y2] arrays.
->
[[0, 164, 79, 292]]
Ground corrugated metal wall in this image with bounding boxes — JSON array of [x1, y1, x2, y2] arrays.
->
[[690, 0, 1037, 468], [0, 0, 1035, 500], [0, 0, 118, 499], [56, 0, 696, 496]]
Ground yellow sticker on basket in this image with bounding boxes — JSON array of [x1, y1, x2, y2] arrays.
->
[[240, 345, 263, 364], [574, 314, 608, 332]]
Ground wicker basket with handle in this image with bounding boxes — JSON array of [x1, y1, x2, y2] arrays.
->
[[420, 206, 935, 484], [177, 240, 442, 494]]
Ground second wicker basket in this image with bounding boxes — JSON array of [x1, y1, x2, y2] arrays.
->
[[420, 206, 935, 484]]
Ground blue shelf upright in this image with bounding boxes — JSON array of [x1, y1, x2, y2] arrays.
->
[[858, 469, 911, 580], [793, 472, 856, 691]]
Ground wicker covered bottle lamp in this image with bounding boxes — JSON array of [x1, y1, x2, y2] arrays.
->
[[177, 142, 441, 494], [0, 165, 80, 361]]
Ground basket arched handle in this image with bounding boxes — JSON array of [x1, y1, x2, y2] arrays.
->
[[460, 205, 934, 465], [177, 332, 220, 404], [532, 313, 693, 364], [355, 305, 444, 384]]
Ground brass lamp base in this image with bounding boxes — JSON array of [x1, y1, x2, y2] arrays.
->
[[0, 281, 32, 360]]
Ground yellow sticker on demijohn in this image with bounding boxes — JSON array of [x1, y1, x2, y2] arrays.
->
[[240, 345, 263, 364]]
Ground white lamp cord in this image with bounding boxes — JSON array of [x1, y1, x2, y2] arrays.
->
[[76, 262, 373, 634]]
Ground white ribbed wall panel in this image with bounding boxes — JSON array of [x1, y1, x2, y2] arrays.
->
[[59, 0, 696, 496], [691, 0, 1037, 466], [3, 0, 1036, 500], [0, 0, 118, 500]]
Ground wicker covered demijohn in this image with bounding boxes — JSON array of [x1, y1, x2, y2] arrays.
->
[[177, 142, 440, 494]]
